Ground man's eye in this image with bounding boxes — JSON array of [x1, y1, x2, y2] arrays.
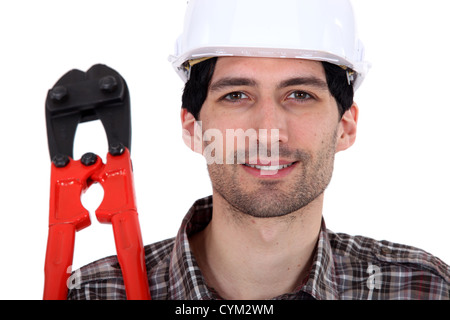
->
[[287, 91, 312, 101], [224, 92, 248, 101]]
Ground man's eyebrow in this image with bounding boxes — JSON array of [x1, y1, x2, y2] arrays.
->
[[277, 77, 328, 90], [209, 77, 258, 92], [209, 76, 329, 92]]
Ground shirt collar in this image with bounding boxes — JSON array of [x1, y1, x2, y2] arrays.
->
[[168, 196, 340, 300], [301, 221, 340, 300], [168, 196, 215, 299]]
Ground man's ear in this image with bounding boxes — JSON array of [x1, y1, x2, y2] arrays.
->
[[335, 103, 359, 153], [181, 108, 202, 153]]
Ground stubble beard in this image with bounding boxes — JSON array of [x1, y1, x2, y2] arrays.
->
[[206, 131, 337, 219]]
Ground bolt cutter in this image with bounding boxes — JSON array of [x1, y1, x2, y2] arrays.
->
[[43, 64, 150, 300]]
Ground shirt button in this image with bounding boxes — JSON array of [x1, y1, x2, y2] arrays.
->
[[381, 247, 392, 254]]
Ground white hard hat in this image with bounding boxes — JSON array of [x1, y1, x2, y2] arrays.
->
[[170, 0, 370, 90]]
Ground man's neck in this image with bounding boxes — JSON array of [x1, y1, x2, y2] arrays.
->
[[189, 193, 323, 300]]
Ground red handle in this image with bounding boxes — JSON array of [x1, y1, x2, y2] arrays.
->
[[44, 161, 94, 300], [112, 211, 150, 300], [95, 149, 151, 299], [43, 223, 76, 300]]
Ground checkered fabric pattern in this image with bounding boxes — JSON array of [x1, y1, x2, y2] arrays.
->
[[67, 196, 449, 300]]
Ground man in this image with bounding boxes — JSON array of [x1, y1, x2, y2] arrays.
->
[[68, 0, 449, 300]]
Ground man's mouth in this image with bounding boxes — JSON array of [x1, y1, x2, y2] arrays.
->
[[243, 162, 296, 171], [241, 161, 299, 177]]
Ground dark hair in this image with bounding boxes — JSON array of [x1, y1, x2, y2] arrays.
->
[[182, 57, 354, 119], [321, 62, 355, 117]]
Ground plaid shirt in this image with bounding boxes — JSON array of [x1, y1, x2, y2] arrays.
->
[[68, 196, 449, 300]]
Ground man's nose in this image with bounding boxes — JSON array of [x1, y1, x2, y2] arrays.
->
[[252, 97, 289, 146]]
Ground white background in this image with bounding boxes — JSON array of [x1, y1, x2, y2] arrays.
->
[[0, 0, 448, 300]]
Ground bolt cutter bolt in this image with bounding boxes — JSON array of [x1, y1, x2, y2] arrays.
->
[[52, 154, 70, 167], [49, 86, 68, 102], [109, 143, 126, 156], [81, 152, 98, 166], [99, 75, 118, 93]]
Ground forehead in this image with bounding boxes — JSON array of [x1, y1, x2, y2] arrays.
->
[[211, 57, 326, 83]]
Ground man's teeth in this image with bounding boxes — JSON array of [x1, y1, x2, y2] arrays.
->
[[244, 163, 294, 170]]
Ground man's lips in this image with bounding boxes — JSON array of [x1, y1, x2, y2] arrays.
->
[[243, 162, 296, 171], [241, 160, 299, 177]]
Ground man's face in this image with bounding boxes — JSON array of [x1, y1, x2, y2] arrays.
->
[[193, 57, 356, 218]]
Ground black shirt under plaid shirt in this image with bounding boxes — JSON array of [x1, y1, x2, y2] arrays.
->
[[68, 196, 449, 300]]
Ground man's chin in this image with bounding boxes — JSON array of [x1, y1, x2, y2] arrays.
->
[[224, 193, 305, 219]]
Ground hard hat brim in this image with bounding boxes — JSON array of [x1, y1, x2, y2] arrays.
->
[[169, 46, 369, 90]]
